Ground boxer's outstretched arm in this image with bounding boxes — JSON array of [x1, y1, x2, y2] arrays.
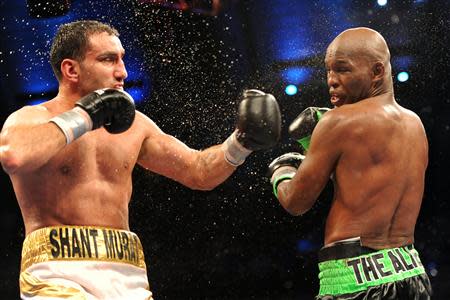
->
[[0, 106, 66, 174], [137, 112, 235, 191], [138, 89, 280, 190]]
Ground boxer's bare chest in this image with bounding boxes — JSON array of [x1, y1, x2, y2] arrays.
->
[[39, 101, 142, 179], [42, 127, 143, 183]]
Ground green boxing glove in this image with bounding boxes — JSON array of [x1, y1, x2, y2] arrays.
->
[[288, 107, 330, 151]]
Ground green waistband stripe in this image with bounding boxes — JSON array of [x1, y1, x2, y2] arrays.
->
[[318, 246, 425, 296]]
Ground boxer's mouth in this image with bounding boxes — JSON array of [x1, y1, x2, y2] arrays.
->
[[330, 94, 342, 105]]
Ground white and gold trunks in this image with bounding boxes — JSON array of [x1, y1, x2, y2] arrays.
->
[[20, 225, 153, 300]]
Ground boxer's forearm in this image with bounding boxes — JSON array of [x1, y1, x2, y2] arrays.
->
[[0, 123, 66, 174], [276, 176, 320, 216], [276, 180, 302, 215], [190, 144, 236, 190]]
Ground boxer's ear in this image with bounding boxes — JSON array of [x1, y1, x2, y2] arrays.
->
[[61, 58, 80, 83], [372, 62, 385, 83]]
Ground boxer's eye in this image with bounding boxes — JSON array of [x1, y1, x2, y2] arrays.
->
[[98, 55, 117, 64]]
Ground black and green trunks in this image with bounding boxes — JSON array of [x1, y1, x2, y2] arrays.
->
[[316, 239, 432, 299]]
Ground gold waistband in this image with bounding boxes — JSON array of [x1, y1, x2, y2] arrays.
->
[[21, 226, 146, 272]]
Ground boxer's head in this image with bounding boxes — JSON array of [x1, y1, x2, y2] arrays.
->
[[325, 27, 392, 107], [50, 20, 127, 96], [50, 20, 119, 81]]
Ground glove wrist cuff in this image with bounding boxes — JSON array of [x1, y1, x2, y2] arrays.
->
[[223, 131, 252, 167], [271, 166, 297, 198], [49, 107, 93, 145]]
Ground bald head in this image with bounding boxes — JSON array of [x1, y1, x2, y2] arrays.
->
[[325, 27, 393, 101], [328, 27, 391, 67]]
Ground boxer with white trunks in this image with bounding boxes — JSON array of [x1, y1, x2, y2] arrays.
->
[[0, 20, 281, 299]]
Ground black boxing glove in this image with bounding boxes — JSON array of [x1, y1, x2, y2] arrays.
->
[[223, 89, 281, 166], [268, 152, 304, 198], [289, 107, 330, 152], [76, 88, 135, 133], [50, 88, 135, 144]]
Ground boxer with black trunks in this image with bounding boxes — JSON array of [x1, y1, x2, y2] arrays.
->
[[0, 20, 281, 299], [268, 27, 432, 299]]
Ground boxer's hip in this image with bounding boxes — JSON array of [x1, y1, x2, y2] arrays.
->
[[20, 225, 152, 300], [316, 238, 431, 299]]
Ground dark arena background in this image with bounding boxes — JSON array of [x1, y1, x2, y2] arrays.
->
[[1, 0, 449, 299]]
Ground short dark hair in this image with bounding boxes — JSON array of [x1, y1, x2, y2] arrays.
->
[[50, 20, 119, 80]]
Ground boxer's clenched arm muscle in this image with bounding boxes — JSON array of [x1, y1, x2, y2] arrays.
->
[[136, 112, 235, 191], [0, 106, 66, 174], [277, 111, 343, 215]]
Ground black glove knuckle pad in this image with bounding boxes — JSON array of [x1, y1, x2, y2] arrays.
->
[[236, 92, 281, 150], [289, 107, 317, 140], [267, 152, 304, 176], [76, 89, 136, 134]]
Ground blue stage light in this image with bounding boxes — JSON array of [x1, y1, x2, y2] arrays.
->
[[427, 262, 438, 277], [392, 56, 413, 71], [296, 239, 315, 252], [397, 71, 409, 82], [377, 0, 388, 6], [285, 84, 298, 96], [281, 67, 313, 85], [126, 87, 145, 104], [28, 98, 48, 106]]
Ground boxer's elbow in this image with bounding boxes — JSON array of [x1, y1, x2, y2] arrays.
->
[[284, 204, 307, 216], [279, 191, 312, 217], [0, 132, 31, 174], [281, 199, 304, 216], [0, 143, 21, 174]]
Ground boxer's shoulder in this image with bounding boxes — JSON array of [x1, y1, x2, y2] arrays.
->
[[3, 104, 51, 129], [134, 110, 166, 137]]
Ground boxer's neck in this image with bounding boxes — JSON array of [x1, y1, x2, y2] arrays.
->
[[55, 82, 86, 107]]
